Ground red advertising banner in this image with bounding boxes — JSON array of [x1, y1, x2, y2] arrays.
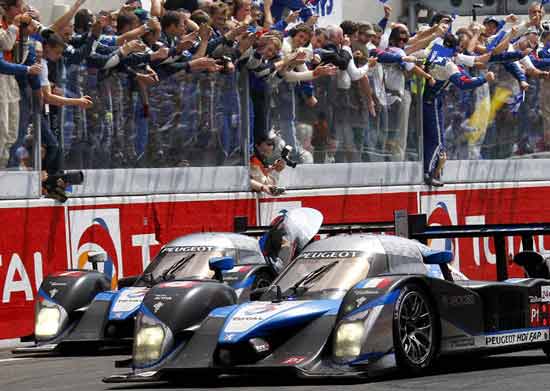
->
[[2, 185, 550, 339], [0, 205, 67, 339]]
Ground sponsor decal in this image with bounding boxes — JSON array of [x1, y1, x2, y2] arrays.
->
[[69, 209, 123, 290], [48, 289, 58, 298], [355, 289, 380, 295], [250, 338, 270, 352], [157, 281, 198, 289], [358, 278, 391, 289], [224, 302, 305, 333], [162, 246, 214, 253], [441, 294, 475, 308], [242, 304, 279, 316], [355, 296, 368, 307], [49, 282, 67, 287], [483, 329, 550, 347], [152, 294, 173, 301], [111, 287, 149, 314], [530, 303, 549, 327], [153, 302, 164, 313], [541, 286, 550, 302], [299, 251, 363, 260], [230, 266, 253, 273], [281, 356, 306, 365]]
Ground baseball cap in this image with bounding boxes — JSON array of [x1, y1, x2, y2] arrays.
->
[[483, 16, 499, 25]]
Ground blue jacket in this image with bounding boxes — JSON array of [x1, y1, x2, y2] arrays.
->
[[424, 63, 487, 102], [0, 47, 40, 90], [270, 0, 305, 22]]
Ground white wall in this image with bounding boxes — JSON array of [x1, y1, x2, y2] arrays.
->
[[343, 0, 404, 25], [27, 0, 127, 25], [28, 0, 405, 26]]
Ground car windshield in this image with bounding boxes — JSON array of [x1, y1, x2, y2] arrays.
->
[[273, 251, 371, 300], [136, 246, 235, 286]]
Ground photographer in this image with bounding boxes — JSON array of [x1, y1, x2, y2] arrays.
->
[[250, 130, 286, 196]]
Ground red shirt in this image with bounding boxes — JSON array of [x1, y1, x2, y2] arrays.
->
[[250, 155, 269, 177], [1, 18, 14, 63]]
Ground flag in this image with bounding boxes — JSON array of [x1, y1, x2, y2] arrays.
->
[[427, 44, 455, 66], [509, 91, 525, 114], [466, 87, 511, 144]]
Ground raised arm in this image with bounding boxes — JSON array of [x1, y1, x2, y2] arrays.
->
[[150, 0, 164, 18], [50, 0, 86, 34]]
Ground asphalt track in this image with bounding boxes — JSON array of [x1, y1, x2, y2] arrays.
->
[[2, 348, 550, 391]]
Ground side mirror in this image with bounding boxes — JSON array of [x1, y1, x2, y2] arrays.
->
[[209, 256, 236, 282], [88, 251, 107, 271], [250, 287, 268, 301], [424, 250, 453, 265]]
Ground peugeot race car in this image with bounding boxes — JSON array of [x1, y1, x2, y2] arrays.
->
[[105, 233, 550, 383], [14, 207, 323, 355]]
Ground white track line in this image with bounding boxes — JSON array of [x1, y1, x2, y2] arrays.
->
[[0, 358, 32, 363]]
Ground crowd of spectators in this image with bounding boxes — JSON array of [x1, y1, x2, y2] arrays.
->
[[1, 0, 550, 196]]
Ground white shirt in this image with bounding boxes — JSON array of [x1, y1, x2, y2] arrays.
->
[[39, 58, 50, 87]]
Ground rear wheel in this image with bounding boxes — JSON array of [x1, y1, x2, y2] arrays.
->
[[393, 283, 439, 374]]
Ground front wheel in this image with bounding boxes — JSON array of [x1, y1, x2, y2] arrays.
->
[[392, 283, 439, 374]]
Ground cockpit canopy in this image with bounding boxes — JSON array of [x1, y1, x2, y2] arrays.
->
[[268, 234, 441, 300], [136, 233, 265, 286]]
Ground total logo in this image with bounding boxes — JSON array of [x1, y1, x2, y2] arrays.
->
[[69, 209, 123, 290], [420, 195, 460, 270], [243, 303, 280, 316]]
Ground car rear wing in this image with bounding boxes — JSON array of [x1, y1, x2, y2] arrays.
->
[[233, 216, 395, 237], [234, 211, 550, 281]]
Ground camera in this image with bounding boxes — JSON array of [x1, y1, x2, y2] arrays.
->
[[281, 145, 297, 168], [215, 55, 234, 74], [42, 171, 84, 203], [271, 186, 286, 196]]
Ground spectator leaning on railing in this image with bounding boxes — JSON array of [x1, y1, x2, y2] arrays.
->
[[249, 130, 286, 196], [4, 0, 550, 197], [0, 0, 42, 169]]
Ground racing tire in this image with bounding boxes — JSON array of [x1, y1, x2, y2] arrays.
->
[[392, 283, 439, 374], [543, 344, 550, 359]]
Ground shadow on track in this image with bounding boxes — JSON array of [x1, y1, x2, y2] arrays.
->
[[12, 346, 131, 359], [105, 351, 550, 390]]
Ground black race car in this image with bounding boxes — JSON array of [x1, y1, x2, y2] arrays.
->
[[14, 208, 323, 355], [105, 232, 550, 383]]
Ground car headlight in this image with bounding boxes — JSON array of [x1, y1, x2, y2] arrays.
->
[[334, 321, 364, 359], [35, 300, 70, 340], [134, 325, 165, 364], [133, 311, 174, 368], [35, 307, 61, 338]]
